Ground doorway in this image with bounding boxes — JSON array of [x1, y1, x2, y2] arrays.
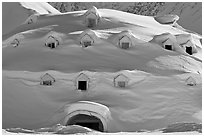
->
[[87, 19, 96, 28], [186, 46, 193, 55], [67, 114, 104, 132], [121, 43, 129, 49], [78, 81, 87, 91], [164, 45, 172, 50]]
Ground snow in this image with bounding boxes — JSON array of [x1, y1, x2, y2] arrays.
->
[[157, 2, 202, 35], [2, 2, 202, 134], [2, 2, 60, 35]]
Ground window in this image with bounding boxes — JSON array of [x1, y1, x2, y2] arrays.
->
[[83, 41, 92, 47], [78, 81, 87, 90], [186, 46, 193, 55], [118, 81, 126, 88], [87, 18, 96, 27], [164, 45, 172, 50], [43, 81, 52, 86], [47, 43, 55, 49], [121, 42, 129, 49]]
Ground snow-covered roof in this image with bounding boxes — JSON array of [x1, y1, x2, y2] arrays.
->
[[114, 74, 129, 82], [84, 6, 100, 19], [185, 76, 196, 86], [151, 33, 189, 54], [76, 73, 89, 81], [119, 35, 131, 43], [24, 14, 39, 24], [79, 29, 98, 44], [40, 73, 55, 82], [3, 33, 24, 47], [162, 39, 174, 47], [44, 31, 64, 45]]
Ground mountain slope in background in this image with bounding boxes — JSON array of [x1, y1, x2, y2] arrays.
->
[[157, 2, 202, 35], [2, 2, 60, 35]]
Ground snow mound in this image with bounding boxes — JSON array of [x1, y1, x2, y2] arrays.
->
[[147, 55, 201, 74], [2, 123, 201, 135], [154, 14, 179, 25]]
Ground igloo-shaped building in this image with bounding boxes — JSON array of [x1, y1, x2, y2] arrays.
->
[[151, 33, 186, 54], [44, 31, 64, 49], [40, 73, 55, 86], [79, 29, 98, 47], [83, 6, 101, 28], [114, 74, 129, 88], [24, 14, 39, 24], [75, 73, 90, 91]]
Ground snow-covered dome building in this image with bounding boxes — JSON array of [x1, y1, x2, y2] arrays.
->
[[114, 74, 129, 88], [83, 6, 101, 28], [40, 73, 55, 86], [75, 73, 90, 91], [44, 31, 64, 49], [24, 14, 39, 24], [79, 29, 99, 47]]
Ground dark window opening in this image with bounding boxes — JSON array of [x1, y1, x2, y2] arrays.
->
[[83, 41, 92, 47], [87, 19, 96, 28], [67, 114, 104, 132], [121, 42, 129, 49], [42, 81, 52, 86], [48, 43, 55, 49], [118, 81, 126, 88], [186, 46, 193, 55], [78, 81, 87, 90], [164, 45, 172, 50]]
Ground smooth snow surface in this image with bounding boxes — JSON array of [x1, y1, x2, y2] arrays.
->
[[158, 2, 202, 35], [2, 3, 202, 134], [2, 2, 60, 35]]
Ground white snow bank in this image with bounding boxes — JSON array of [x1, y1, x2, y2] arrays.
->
[[147, 55, 201, 74], [2, 123, 201, 135], [20, 2, 60, 14], [2, 70, 201, 132]]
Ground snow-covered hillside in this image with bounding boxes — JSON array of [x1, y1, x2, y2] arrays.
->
[[2, 2, 60, 35], [157, 2, 202, 35], [49, 2, 202, 34], [2, 2, 202, 134]]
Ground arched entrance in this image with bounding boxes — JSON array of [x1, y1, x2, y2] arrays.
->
[[64, 101, 111, 132], [67, 114, 104, 132]]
